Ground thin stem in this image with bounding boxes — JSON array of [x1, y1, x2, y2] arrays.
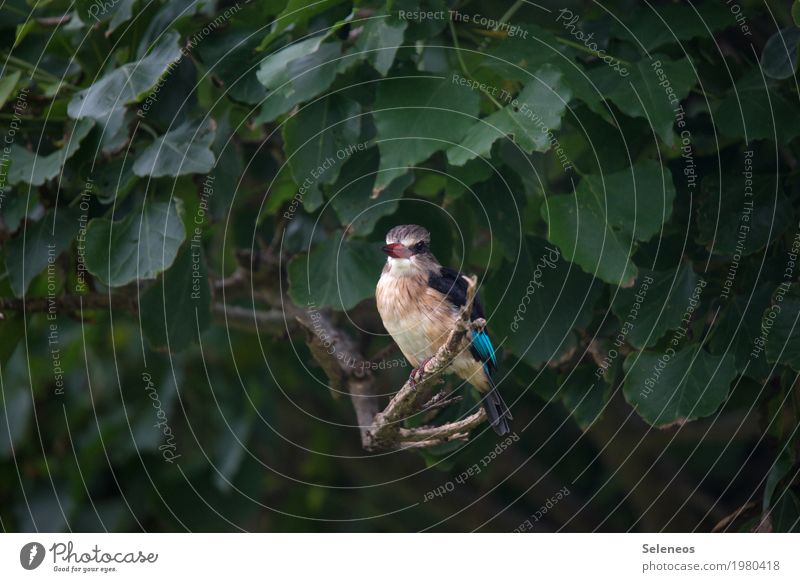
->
[[554, 35, 634, 68], [495, 0, 526, 29], [1, 53, 79, 91], [449, 20, 505, 111]]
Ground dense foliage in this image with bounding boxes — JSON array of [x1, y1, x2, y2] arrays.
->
[[1, 0, 800, 532]]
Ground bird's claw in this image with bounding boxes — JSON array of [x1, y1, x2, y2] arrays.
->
[[408, 357, 433, 390]]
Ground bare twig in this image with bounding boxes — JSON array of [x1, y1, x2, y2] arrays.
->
[[399, 409, 486, 442]]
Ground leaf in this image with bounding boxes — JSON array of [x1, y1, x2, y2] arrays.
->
[[84, 200, 186, 287], [330, 148, 413, 235], [558, 366, 610, 430], [763, 447, 795, 513], [0, 189, 39, 233], [772, 491, 800, 532], [140, 246, 211, 352], [472, 174, 526, 260], [761, 27, 800, 80], [256, 38, 343, 122], [0, 70, 21, 109], [0, 346, 32, 459], [196, 29, 267, 105], [593, 57, 696, 146], [696, 173, 792, 257], [717, 71, 800, 142], [76, 0, 135, 34], [353, 16, 407, 76], [288, 233, 385, 310], [623, 346, 736, 427], [794, 1, 800, 27], [107, 0, 136, 34], [610, 1, 734, 52], [133, 119, 216, 178], [282, 95, 361, 212], [7, 119, 94, 186], [257, 0, 349, 51], [92, 156, 139, 205], [544, 160, 676, 287], [611, 262, 700, 349], [372, 76, 480, 190], [708, 285, 773, 380], [484, 237, 601, 369], [765, 284, 800, 371], [447, 65, 571, 166], [5, 208, 80, 297], [68, 31, 182, 121]]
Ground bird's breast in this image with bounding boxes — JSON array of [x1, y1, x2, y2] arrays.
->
[[376, 272, 457, 366]]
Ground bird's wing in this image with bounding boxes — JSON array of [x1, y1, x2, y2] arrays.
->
[[428, 267, 497, 373]]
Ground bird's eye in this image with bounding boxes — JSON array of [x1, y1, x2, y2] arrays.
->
[[412, 242, 426, 253]]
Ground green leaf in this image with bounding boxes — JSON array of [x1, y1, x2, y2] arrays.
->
[[8, 119, 94, 186], [612, 262, 700, 349], [140, 246, 211, 352], [288, 233, 384, 310], [67, 31, 182, 121], [133, 119, 216, 178], [0, 189, 40, 233], [766, 284, 800, 371], [484, 237, 601, 369], [84, 200, 186, 287], [353, 16, 407, 76], [196, 29, 267, 105], [610, 1, 733, 52], [544, 160, 676, 287], [330, 148, 413, 235], [794, 1, 800, 27], [256, 38, 343, 122], [257, 0, 349, 51], [623, 346, 736, 427], [447, 65, 571, 166], [0, 70, 21, 109], [772, 491, 800, 532], [92, 156, 139, 205], [763, 447, 795, 513], [5, 208, 79, 297], [558, 366, 610, 430], [282, 95, 361, 212], [76, 0, 135, 33], [372, 76, 480, 190], [0, 345, 32, 459], [717, 71, 800, 142], [471, 174, 526, 260], [593, 57, 696, 146], [709, 285, 773, 380], [696, 173, 792, 257], [761, 28, 800, 80]]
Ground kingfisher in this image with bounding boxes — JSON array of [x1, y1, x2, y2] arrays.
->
[[375, 224, 512, 435]]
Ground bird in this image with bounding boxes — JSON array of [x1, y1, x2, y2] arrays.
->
[[375, 224, 512, 435]]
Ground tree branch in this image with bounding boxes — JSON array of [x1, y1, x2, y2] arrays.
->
[[1, 249, 491, 452]]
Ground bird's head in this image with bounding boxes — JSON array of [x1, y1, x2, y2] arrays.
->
[[382, 224, 436, 276]]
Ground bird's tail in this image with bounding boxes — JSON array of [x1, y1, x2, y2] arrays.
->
[[481, 386, 512, 436]]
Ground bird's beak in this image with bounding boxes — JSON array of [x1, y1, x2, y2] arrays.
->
[[382, 243, 411, 259]]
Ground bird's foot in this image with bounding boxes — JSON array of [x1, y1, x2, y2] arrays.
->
[[408, 357, 434, 389]]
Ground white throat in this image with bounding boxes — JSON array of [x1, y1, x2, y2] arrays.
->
[[386, 257, 415, 277]]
